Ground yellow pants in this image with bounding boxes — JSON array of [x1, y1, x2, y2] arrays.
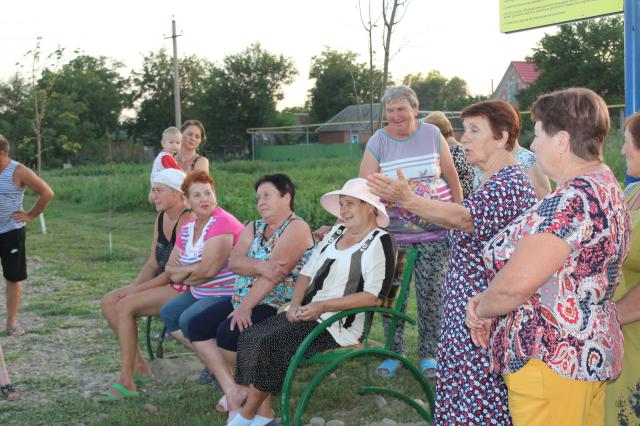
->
[[503, 358, 605, 426]]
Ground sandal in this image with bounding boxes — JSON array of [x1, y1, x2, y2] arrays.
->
[[94, 383, 140, 402], [376, 358, 402, 379], [216, 394, 229, 413], [420, 358, 437, 379], [0, 383, 21, 401], [6, 324, 25, 337], [133, 372, 154, 384]]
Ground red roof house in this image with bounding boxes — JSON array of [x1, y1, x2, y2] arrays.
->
[[491, 61, 540, 107]]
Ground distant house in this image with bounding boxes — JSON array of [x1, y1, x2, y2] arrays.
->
[[316, 104, 382, 144], [491, 61, 540, 107]]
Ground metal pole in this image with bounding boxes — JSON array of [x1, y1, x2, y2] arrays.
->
[[252, 133, 256, 161], [624, 0, 640, 184], [625, 0, 640, 115], [171, 19, 182, 127]]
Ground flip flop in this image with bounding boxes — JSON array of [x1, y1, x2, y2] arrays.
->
[[6, 324, 25, 337], [133, 372, 154, 384], [376, 358, 402, 379], [227, 409, 239, 424], [0, 383, 21, 401], [420, 358, 437, 379], [94, 383, 140, 402], [216, 394, 229, 413]]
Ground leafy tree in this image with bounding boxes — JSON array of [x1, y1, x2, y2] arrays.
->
[[129, 49, 213, 143], [516, 16, 623, 109], [308, 48, 384, 122], [403, 71, 472, 111], [0, 74, 32, 163], [200, 43, 297, 150]]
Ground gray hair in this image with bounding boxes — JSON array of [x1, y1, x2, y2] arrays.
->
[[381, 86, 419, 110], [0, 134, 9, 154]]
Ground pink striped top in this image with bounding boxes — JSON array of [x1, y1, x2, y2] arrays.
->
[[175, 207, 244, 299]]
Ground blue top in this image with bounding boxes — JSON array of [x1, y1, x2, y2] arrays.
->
[[0, 160, 25, 234]]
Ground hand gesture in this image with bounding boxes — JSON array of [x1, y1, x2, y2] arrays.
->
[[295, 302, 324, 322], [366, 168, 413, 204], [228, 302, 253, 332], [286, 304, 301, 323], [12, 209, 33, 222], [465, 295, 492, 349]]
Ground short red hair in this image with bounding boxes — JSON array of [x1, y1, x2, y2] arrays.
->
[[182, 170, 215, 197]]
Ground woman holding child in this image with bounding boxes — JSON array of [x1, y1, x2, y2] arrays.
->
[[227, 178, 397, 426], [185, 174, 315, 422], [176, 119, 209, 173]]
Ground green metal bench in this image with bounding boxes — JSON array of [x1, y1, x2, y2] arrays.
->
[[144, 316, 167, 360], [280, 248, 435, 426]]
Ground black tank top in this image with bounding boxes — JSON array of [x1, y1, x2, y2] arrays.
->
[[155, 210, 187, 273]]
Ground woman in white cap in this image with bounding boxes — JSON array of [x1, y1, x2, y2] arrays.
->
[[226, 177, 397, 426], [97, 168, 193, 401]]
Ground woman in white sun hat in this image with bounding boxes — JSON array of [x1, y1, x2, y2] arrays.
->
[[226, 177, 397, 426]]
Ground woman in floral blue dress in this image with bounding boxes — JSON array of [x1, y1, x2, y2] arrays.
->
[[368, 100, 536, 424]]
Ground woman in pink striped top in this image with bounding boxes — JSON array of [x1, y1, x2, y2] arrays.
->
[[161, 171, 244, 348]]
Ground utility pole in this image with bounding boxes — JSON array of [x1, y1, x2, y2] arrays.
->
[[166, 18, 182, 127]]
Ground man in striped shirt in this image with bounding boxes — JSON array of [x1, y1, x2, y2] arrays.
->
[[0, 135, 54, 337]]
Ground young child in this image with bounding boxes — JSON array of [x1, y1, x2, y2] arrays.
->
[[149, 127, 182, 203]]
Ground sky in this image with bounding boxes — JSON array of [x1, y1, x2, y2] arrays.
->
[[1, 0, 558, 110]]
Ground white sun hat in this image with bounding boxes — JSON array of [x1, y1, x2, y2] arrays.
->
[[152, 168, 187, 193], [320, 178, 390, 228]]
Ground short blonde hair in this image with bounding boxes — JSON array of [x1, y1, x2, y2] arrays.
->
[[162, 127, 182, 142], [425, 111, 454, 138]]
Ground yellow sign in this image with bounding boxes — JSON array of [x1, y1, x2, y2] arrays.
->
[[500, 0, 623, 33]]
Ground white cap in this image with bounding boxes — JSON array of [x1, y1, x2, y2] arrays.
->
[[152, 168, 187, 193]]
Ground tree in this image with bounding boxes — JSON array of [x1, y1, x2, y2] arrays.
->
[[200, 43, 297, 151], [516, 16, 623, 109], [403, 71, 472, 111], [42, 55, 129, 164], [0, 74, 32, 163], [378, 0, 410, 127], [129, 49, 212, 143], [308, 48, 384, 122]]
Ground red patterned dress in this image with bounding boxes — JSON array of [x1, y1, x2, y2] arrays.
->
[[483, 170, 630, 382], [436, 165, 536, 425]]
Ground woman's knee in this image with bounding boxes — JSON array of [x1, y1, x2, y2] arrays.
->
[[216, 320, 239, 352]]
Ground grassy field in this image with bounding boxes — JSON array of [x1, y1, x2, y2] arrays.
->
[[1, 158, 428, 426]]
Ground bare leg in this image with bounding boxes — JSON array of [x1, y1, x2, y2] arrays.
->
[[169, 330, 194, 350], [0, 343, 11, 386], [192, 339, 247, 411], [239, 386, 270, 420], [97, 286, 177, 398], [5, 281, 21, 329]]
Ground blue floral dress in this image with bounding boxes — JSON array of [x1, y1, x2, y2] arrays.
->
[[435, 165, 536, 425]]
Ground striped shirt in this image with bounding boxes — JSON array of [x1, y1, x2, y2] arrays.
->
[[175, 207, 244, 298], [0, 160, 25, 234], [366, 122, 452, 244]]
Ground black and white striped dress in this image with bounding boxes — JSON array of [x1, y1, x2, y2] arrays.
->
[[235, 225, 396, 393]]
